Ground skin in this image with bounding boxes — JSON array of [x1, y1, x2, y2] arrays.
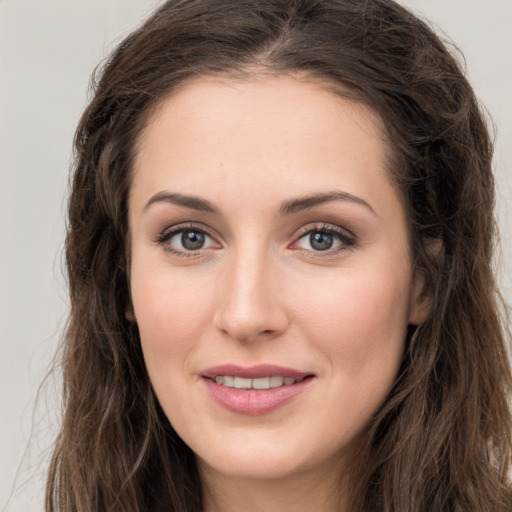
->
[[128, 74, 429, 512]]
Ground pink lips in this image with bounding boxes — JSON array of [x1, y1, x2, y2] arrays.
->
[[201, 364, 315, 416]]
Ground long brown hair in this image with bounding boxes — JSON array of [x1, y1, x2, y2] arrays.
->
[[47, 0, 512, 510]]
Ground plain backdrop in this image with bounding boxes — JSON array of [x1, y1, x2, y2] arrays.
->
[[1, 1, 511, 510]]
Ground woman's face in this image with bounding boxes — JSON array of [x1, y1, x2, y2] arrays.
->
[[128, 75, 427, 484]]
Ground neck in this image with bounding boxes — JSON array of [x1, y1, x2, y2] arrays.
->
[[199, 460, 350, 512]]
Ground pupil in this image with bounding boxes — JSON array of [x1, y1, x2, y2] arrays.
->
[[310, 231, 333, 251], [181, 230, 205, 250]]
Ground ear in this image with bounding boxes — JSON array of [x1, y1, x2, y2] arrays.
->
[[125, 297, 137, 323], [125, 307, 137, 323], [408, 269, 431, 325], [124, 257, 137, 324], [408, 238, 443, 326]]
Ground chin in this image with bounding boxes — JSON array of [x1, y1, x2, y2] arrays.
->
[[193, 430, 348, 483], [200, 454, 310, 481]]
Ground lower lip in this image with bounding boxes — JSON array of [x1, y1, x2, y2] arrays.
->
[[203, 377, 314, 415]]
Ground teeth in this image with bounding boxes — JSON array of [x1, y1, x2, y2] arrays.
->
[[214, 376, 298, 389], [222, 375, 234, 387], [269, 376, 284, 388], [252, 377, 270, 389], [234, 377, 252, 389]]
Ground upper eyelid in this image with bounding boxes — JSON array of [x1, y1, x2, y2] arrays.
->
[[155, 224, 220, 257], [155, 221, 355, 248], [293, 222, 355, 239], [157, 222, 218, 241], [290, 223, 357, 252]]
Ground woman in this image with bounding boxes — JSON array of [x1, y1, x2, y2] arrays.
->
[[46, 0, 512, 510]]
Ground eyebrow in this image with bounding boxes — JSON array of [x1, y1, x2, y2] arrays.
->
[[143, 192, 219, 214], [143, 190, 376, 216], [277, 191, 377, 217]]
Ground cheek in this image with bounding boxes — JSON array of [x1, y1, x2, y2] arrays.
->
[[291, 266, 410, 382], [130, 265, 215, 360]]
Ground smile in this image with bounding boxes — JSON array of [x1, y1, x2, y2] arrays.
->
[[201, 364, 315, 415], [213, 376, 299, 389]]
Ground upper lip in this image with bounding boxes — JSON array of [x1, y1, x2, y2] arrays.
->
[[201, 364, 312, 380]]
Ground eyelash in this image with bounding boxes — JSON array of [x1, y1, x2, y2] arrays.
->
[[155, 223, 219, 258], [292, 223, 356, 255], [155, 222, 356, 257]]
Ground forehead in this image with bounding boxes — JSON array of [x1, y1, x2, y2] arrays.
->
[[130, 74, 400, 220], [140, 73, 388, 149]]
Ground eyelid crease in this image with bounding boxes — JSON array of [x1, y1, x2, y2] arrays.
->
[[154, 221, 357, 258], [154, 222, 217, 244], [290, 222, 358, 255], [293, 222, 355, 240]]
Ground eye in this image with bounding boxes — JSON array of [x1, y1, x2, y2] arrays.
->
[[157, 225, 219, 255], [293, 225, 355, 253]]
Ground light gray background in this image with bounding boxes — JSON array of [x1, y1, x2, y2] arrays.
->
[[1, 1, 511, 511]]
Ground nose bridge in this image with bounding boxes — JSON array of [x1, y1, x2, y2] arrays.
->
[[215, 239, 287, 342]]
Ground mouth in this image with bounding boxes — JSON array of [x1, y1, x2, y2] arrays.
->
[[201, 364, 316, 415], [207, 374, 311, 390]]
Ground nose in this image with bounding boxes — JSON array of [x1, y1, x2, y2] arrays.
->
[[213, 247, 289, 344]]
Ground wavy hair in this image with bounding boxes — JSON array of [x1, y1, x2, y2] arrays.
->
[[46, 0, 512, 510]]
